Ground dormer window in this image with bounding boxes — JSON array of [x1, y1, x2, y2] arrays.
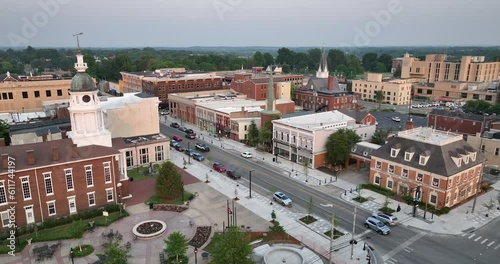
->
[[390, 148, 399, 158], [363, 151, 368, 157], [470, 152, 477, 161], [464, 156, 469, 164], [419, 155, 429, 166]]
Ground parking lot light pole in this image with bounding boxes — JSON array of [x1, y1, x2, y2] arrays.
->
[[194, 247, 198, 264], [249, 170, 254, 198]]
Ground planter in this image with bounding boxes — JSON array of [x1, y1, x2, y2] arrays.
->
[[132, 220, 167, 239]]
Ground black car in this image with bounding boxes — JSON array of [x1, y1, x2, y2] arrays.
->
[[185, 133, 196, 139], [179, 126, 188, 132], [185, 129, 194, 134], [195, 143, 210, 152], [184, 149, 195, 156], [226, 169, 240, 180], [170, 122, 180, 128]]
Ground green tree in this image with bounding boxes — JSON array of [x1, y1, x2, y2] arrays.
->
[[271, 210, 277, 222], [253, 51, 265, 67], [462, 100, 492, 114], [277, 47, 293, 65], [362, 52, 378, 71], [156, 161, 183, 200], [263, 52, 274, 68], [259, 114, 280, 149], [281, 64, 291, 73], [290, 83, 296, 101], [374, 90, 384, 109], [327, 49, 347, 72], [371, 129, 392, 145], [325, 129, 361, 167], [377, 53, 393, 72], [489, 103, 500, 115], [372, 62, 387, 73], [346, 54, 364, 75], [269, 220, 285, 233], [393, 66, 402, 78], [210, 226, 253, 264], [246, 120, 259, 147], [0, 120, 11, 146], [164, 232, 188, 262], [308, 48, 322, 68], [101, 241, 129, 264]]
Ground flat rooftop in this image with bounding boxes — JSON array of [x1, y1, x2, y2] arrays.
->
[[142, 72, 222, 82], [273, 110, 355, 131], [197, 97, 292, 113], [100, 92, 158, 112], [397, 127, 463, 146]]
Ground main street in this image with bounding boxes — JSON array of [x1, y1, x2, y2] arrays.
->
[[160, 122, 500, 264]]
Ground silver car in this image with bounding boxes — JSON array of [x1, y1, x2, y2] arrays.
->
[[273, 192, 292, 206], [372, 212, 398, 226], [365, 216, 391, 235]]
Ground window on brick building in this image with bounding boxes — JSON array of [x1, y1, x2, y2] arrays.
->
[[126, 151, 134, 167], [140, 148, 149, 164], [430, 194, 437, 204], [21, 177, 31, 200], [155, 146, 164, 161], [65, 169, 74, 191], [1, 211, 9, 227], [103, 163, 111, 183], [106, 188, 114, 202], [44, 173, 53, 195], [374, 176, 380, 185], [0, 182, 6, 205], [85, 166, 93, 187], [47, 201, 56, 216], [88, 192, 96, 206]]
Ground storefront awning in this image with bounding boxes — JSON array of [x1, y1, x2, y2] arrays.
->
[[438, 97, 455, 102]]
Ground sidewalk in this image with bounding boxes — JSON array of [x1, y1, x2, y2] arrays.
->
[[164, 116, 500, 233]]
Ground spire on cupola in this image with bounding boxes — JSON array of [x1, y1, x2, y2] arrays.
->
[[73, 32, 88, 73], [316, 46, 329, 79]]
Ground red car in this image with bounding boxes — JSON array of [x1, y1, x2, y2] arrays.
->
[[212, 162, 226, 172], [172, 136, 183, 142]]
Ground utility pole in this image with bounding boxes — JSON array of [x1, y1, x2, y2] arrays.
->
[[329, 214, 335, 264], [350, 207, 357, 260]]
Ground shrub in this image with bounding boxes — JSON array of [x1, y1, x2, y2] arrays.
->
[[361, 184, 395, 197], [353, 196, 368, 203], [379, 206, 395, 214], [72, 245, 94, 258]]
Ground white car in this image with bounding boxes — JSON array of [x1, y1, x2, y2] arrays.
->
[[392, 117, 401, 122], [241, 152, 252, 158], [273, 192, 292, 206]]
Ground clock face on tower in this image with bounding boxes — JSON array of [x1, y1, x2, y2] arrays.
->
[[82, 95, 91, 103]]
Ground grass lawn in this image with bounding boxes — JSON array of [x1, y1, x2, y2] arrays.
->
[[145, 191, 193, 205], [0, 211, 127, 255], [299, 215, 318, 225], [127, 164, 160, 181]]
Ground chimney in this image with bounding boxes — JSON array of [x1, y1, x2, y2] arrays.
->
[[405, 118, 414, 130], [52, 147, 59, 161], [72, 144, 78, 158], [328, 76, 334, 90], [2, 154, 8, 170], [26, 150, 35, 165]]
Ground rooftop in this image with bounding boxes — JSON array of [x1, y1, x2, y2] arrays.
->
[[196, 96, 292, 113], [142, 72, 222, 82], [112, 134, 169, 149], [100, 92, 158, 113], [397, 127, 463, 146], [273, 110, 355, 131]]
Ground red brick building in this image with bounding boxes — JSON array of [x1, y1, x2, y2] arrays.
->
[[230, 73, 303, 100], [0, 139, 127, 229], [369, 127, 485, 210], [427, 109, 500, 138], [295, 89, 358, 112]]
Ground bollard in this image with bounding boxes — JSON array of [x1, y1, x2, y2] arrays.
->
[[345, 190, 347, 196], [350, 188, 352, 194], [325, 179, 326, 184], [330, 177, 332, 183], [319, 180, 321, 185]]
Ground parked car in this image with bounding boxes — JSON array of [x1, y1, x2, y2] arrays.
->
[[241, 151, 252, 158], [160, 110, 169, 115], [172, 136, 183, 142], [185, 129, 194, 134], [192, 152, 205, 161], [372, 212, 398, 226], [174, 144, 185, 152], [226, 169, 240, 179], [170, 140, 178, 147], [273, 192, 292, 206], [184, 149, 195, 156], [170, 122, 180, 128], [185, 133, 196, 139], [364, 216, 391, 235], [195, 143, 210, 152], [391, 117, 401, 122], [179, 126, 188, 132], [212, 162, 226, 172]]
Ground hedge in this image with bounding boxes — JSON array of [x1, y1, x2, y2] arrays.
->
[[361, 184, 396, 197]]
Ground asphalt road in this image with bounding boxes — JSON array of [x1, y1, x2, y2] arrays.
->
[[160, 123, 421, 261]]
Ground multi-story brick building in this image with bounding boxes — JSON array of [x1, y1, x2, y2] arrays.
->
[[120, 68, 186, 93], [352, 73, 417, 105], [370, 127, 485, 210], [401, 53, 500, 84], [0, 72, 72, 113], [230, 72, 303, 100], [427, 109, 500, 137], [466, 129, 500, 168]]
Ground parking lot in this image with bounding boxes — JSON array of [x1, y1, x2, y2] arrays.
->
[[370, 111, 427, 132]]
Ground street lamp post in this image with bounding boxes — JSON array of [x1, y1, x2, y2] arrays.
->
[[70, 248, 74, 264], [117, 182, 123, 215], [194, 247, 198, 264], [249, 170, 254, 198], [188, 142, 191, 164]]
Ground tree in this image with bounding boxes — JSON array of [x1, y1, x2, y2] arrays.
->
[[210, 226, 253, 264], [308, 48, 322, 68], [290, 83, 296, 101], [259, 119, 275, 150], [253, 51, 265, 67], [489, 103, 500, 115], [281, 64, 291, 73], [371, 62, 387, 73], [269, 220, 285, 233], [325, 129, 361, 167], [377, 53, 393, 72], [0, 120, 11, 146], [263, 52, 274, 68], [362, 52, 378, 71], [271, 210, 276, 223], [327, 49, 347, 72], [462, 100, 492, 114], [246, 120, 259, 147], [101, 241, 128, 264], [164, 232, 188, 262], [156, 161, 183, 200], [374, 90, 384, 109], [277, 47, 293, 65], [308, 196, 314, 217], [371, 129, 392, 145]]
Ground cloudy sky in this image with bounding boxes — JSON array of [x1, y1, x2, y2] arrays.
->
[[1, 0, 498, 48]]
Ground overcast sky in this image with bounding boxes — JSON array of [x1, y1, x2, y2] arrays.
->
[[1, 0, 498, 48]]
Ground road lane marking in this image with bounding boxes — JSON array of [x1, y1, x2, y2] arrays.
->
[[487, 241, 495, 247], [382, 232, 427, 261], [474, 236, 482, 242], [461, 233, 467, 237], [481, 239, 488, 244], [468, 234, 475, 239], [494, 244, 500, 250]]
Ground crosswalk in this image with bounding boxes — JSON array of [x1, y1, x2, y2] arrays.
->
[[461, 232, 500, 250]]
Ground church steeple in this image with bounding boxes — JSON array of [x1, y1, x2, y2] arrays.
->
[[73, 33, 88, 73], [266, 72, 276, 111], [316, 47, 329, 79]]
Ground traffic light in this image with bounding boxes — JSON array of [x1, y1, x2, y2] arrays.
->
[[349, 239, 357, 245]]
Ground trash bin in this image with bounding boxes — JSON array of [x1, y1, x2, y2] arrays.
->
[[149, 202, 154, 210]]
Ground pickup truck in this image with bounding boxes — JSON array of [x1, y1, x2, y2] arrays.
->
[[195, 143, 210, 152]]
